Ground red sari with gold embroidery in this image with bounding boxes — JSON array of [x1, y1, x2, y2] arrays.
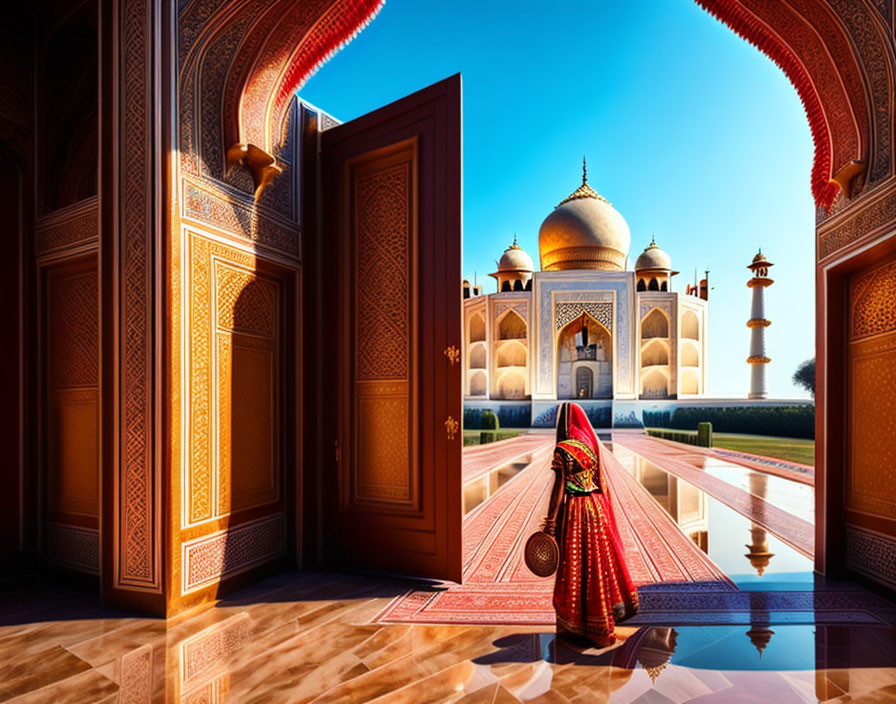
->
[[548, 403, 639, 646]]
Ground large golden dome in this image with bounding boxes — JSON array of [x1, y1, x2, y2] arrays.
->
[[538, 163, 630, 271]]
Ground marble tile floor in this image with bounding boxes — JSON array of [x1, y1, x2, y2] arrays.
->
[[2, 571, 896, 703]]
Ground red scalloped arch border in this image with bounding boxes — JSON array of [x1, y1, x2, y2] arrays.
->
[[695, 0, 840, 209]]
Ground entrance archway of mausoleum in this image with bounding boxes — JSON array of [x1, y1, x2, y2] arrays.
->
[[127, 0, 893, 614]]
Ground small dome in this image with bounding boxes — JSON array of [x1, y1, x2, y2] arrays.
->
[[635, 239, 672, 271], [497, 237, 534, 272], [749, 249, 773, 269], [538, 160, 630, 271]]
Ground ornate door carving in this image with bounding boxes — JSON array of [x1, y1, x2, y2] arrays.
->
[[846, 252, 896, 589], [322, 75, 462, 581], [44, 257, 100, 574]]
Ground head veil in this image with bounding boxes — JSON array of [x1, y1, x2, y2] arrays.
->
[[554, 402, 624, 536]]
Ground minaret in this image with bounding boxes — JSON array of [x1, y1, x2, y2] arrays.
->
[[746, 250, 774, 399]]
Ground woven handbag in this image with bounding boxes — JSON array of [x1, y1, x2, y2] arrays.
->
[[524, 531, 559, 577]]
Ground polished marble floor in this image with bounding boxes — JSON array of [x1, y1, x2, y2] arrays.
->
[[2, 571, 896, 703]]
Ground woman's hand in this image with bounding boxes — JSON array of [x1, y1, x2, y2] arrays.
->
[[542, 518, 556, 536]]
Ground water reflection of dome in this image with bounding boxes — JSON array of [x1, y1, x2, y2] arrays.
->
[[636, 627, 679, 684]]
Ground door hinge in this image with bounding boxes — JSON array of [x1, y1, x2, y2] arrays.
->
[[445, 416, 459, 440], [444, 345, 460, 365]]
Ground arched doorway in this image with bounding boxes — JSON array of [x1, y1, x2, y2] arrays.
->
[[557, 313, 612, 400]]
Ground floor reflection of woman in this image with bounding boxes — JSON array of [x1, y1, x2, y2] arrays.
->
[[543, 402, 639, 647]]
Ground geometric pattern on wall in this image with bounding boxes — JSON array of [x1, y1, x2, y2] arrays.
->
[[352, 157, 415, 505], [851, 256, 896, 340], [117, 0, 160, 593], [847, 525, 896, 591], [214, 263, 280, 517], [186, 234, 283, 526], [848, 251, 896, 525], [847, 323, 896, 521], [35, 197, 99, 255], [49, 270, 99, 388], [555, 302, 613, 331], [182, 514, 285, 593], [47, 523, 100, 575]]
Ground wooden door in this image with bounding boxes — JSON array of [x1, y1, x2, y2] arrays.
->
[[322, 75, 462, 582], [845, 251, 896, 585]]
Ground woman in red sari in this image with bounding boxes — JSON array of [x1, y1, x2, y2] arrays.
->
[[542, 402, 639, 647]]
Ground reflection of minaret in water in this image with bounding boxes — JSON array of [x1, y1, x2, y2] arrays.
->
[[745, 473, 774, 577], [746, 624, 776, 658]]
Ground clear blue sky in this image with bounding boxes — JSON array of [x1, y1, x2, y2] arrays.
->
[[300, 0, 816, 398]]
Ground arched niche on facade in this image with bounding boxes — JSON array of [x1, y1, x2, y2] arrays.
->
[[641, 368, 670, 399], [496, 370, 526, 400], [556, 313, 612, 400], [498, 310, 527, 340], [637, 279, 647, 292], [513, 280, 524, 291], [496, 340, 526, 368], [641, 308, 670, 339], [681, 341, 699, 367], [681, 310, 700, 340], [681, 369, 699, 395], [469, 371, 487, 397], [469, 344, 486, 370], [469, 312, 486, 343], [641, 340, 670, 367], [648, 278, 659, 291]]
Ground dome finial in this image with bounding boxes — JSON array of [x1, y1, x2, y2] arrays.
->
[[651, 234, 656, 246], [511, 233, 518, 248], [582, 156, 588, 185]]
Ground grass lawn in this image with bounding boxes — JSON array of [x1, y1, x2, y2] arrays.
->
[[462, 429, 527, 447], [710, 432, 815, 466]]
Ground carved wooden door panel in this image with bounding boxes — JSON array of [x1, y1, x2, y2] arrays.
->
[[322, 75, 462, 582], [44, 257, 101, 575], [845, 252, 896, 580]]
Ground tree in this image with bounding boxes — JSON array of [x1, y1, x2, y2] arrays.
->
[[793, 358, 815, 396]]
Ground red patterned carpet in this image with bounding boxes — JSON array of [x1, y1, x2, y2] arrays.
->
[[612, 434, 814, 558], [376, 440, 732, 625]]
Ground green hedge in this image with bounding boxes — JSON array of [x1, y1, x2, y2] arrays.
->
[[668, 405, 814, 439], [464, 406, 529, 429], [479, 430, 498, 444], [481, 410, 500, 431], [648, 428, 712, 447]]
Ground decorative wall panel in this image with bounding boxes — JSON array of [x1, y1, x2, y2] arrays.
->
[[848, 319, 896, 522], [847, 526, 896, 591], [182, 514, 285, 592], [352, 157, 415, 505], [35, 197, 98, 256], [116, 0, 160, 593], [215, 264, 280, 516], [47, 523, 99, 574], [45, 264, 100, 572], [847, 252, 896, 589], [185, 234, 283, 526]]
